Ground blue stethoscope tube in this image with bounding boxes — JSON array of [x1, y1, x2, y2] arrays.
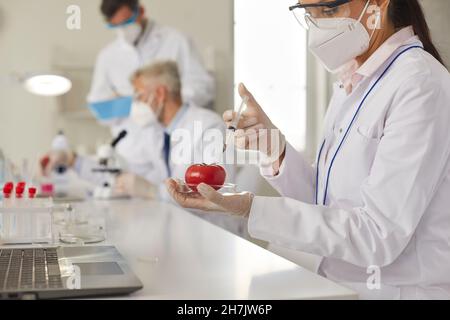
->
[[315, 46, 423, 206]]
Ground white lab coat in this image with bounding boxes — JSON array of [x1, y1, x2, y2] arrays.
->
[[248, 43, 450, 299], [88, 20, 215, 109]]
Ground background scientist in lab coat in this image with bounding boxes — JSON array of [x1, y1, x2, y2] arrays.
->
[[89, 0, 215, 109], [167, 0, 450, 299]]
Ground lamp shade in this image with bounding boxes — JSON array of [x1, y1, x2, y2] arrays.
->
[[23, 74, 72, 96]]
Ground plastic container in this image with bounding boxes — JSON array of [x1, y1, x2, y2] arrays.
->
[[175, 180, 238, 195], [0, 198, 55, 245]]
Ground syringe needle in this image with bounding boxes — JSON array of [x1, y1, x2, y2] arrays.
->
[[223, 130, 235, 153], [234, 96, 249, 128], [223, 96, 249, 153]]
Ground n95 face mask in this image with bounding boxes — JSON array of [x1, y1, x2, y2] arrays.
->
[[130, 98, 157, 128], [130, 92, 166, 128], [308, 0, 376, 73]]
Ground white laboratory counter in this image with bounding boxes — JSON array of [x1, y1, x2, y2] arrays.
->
[[68, 199, 358, 300]]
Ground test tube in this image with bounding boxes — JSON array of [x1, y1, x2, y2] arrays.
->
[[2, 182, 14, 241]]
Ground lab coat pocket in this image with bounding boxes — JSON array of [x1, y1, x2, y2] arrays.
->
[[330, 125, 380, 202], [356, 125, 380, 142], [351, 125, 380, 171]]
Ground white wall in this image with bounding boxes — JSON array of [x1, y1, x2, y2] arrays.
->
[[422, 0, 450, 66], [234, 0, 307, 152], [0, 0, 234, 165]]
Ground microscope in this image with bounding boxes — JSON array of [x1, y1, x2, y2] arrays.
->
[[92, 130, 128, 200]]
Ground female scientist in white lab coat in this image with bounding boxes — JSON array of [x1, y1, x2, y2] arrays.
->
[[167, 0, 450, 299]]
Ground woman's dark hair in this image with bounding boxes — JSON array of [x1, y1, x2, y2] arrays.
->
[[101, 0, 139, 20], [388, 0, 446, 67]]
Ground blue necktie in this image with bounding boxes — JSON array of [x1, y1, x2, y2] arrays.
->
[[163, 132, 172, 178]]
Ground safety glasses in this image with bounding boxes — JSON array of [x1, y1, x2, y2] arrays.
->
[[289, 0, 352, 30], [107, 9, 139, 29]]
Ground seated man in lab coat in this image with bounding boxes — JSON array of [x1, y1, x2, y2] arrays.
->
[[114, 60, 228, 199], [114, 61, 246, 236], [41, 61, 225, 198]]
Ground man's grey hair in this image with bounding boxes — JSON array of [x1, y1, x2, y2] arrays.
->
[[131, 60, 182, 98]]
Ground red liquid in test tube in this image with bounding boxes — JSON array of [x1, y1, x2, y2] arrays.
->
[[15, 183, 25, 199], [3, 182, 14, 199], [28, 187, 37, 199]]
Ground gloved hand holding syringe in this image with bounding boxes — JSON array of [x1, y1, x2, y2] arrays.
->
[[222, 83, 286, 165]]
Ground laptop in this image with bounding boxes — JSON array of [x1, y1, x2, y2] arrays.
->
[[0, 246, 143, 300]]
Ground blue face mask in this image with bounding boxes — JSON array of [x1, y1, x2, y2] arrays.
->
[[88, 96, 133, 122]]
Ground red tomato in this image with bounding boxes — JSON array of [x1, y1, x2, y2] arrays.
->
[[185, 164, 227, 192]]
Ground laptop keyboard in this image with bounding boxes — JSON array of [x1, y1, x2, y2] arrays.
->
[[0, 248, 63, 291]]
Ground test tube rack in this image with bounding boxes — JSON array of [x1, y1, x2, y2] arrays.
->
[[0, 197, 55, 245]]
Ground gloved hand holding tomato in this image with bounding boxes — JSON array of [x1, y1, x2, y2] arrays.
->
[[166, 163, 254, 217], [166, 178, 254, 218]]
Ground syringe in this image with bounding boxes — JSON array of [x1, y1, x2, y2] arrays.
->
[[223, 96, 250, 153]]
